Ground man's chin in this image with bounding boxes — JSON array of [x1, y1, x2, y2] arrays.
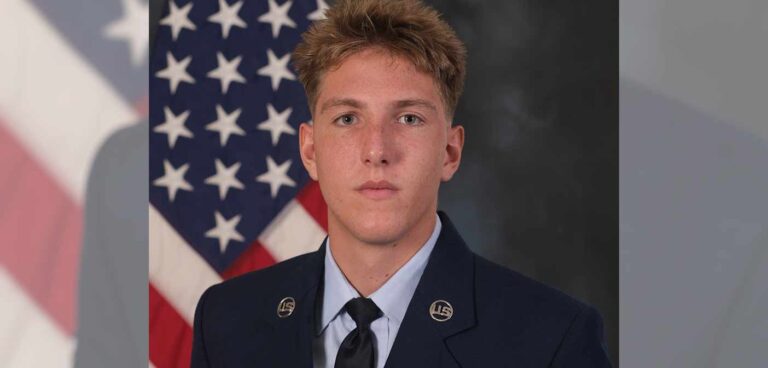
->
[[335, 213, 405, 245], [328, 205, 417, 245], [348, 223, 404, 246]]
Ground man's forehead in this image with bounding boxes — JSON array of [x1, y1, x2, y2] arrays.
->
[[311, 48, 451, 118]]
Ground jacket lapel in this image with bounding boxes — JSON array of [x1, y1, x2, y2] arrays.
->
[[263, 241, 326, 368], [385, 211, 477, 367]]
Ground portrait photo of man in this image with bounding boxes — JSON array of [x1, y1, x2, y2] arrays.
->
[[175, 0, 614, 366]]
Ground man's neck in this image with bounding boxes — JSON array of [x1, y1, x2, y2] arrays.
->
[[327, 212, 437, 297]]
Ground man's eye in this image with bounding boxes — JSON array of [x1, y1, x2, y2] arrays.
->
[[397, 114, 423, 125], [334, 114, 357, 125]]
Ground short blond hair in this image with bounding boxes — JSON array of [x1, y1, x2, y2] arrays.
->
[[292, 0, 467, 118]]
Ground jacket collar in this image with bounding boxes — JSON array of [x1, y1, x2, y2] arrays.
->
[[384, 210, 477, 366], [319, 213, 443, 334]]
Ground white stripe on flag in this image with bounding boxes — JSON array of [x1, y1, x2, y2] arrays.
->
[[0, 0, 137, 202], [259, 200, 327, 262], [0, 267, 74, 367], [149, 205, 222, 325]]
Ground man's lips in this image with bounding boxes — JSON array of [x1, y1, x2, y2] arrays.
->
[[356, 180, 399, 199]]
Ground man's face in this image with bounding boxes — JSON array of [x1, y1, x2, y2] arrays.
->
[[299, 48, 464, 245]]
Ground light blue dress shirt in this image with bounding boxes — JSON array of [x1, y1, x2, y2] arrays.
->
[[312, 214, 442, 368]]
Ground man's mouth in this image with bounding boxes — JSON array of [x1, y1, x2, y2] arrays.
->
[[355, 180, 399, 200]]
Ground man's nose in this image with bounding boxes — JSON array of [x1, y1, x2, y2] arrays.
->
[[362, 122, 395, 166]]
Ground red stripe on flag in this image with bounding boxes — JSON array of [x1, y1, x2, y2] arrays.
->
[[295, 180, 328, 231], [222, 182, 326, 279], [0, 121, 81, 335], [221, 240, 276, 279], [150, 283, 193, 368], [222, 181, 327, 279]]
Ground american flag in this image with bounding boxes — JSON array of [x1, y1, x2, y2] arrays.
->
[[0, 0, 145, 365], [149, 0, 330, 367]]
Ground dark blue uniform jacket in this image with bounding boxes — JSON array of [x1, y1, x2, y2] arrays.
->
[[191, 212, 612, 367]]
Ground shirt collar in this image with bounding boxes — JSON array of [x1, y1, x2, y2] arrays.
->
[[318, 213, 442, 335]]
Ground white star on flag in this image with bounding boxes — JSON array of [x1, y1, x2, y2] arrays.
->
[[205, 211, 245, 253], [103, 0, 149, 66], [257, 0, 296, 38], [206, 104, 245, 146], [205, 159, 245, 200], [258, 104, 295, 146], [154, 107, 193, 148], [155, 52, 195, 94], [307, 0, 329, 21], [207, 52, 246, 94], [153, 160, 194, 202], [160, 0, 197, 41], [256, 156, 296, 198], [257, 49, 295, 91], [208, 0, 247, 39]]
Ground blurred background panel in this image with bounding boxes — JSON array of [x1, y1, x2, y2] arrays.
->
[[621, 0, 768, 366], [0, 0, 147, 366]]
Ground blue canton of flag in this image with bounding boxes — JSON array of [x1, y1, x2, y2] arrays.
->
[[150, 0, 328, 274]]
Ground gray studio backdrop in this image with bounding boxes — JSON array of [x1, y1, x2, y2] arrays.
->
[[149, 0, 619, 364], [426, 0, 618, 364], [621, 0, 768, 367]]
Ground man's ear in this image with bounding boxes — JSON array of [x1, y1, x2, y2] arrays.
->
[[299, 122, 318, 180], [441, 124, 464, 181]]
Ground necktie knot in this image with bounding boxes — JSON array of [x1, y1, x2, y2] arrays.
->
[[336, 297, 381, 368], [344, 297, 381, 329]]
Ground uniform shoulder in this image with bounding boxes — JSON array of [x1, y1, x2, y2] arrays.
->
[[455, 254, 611, 366], [473, 254, 588, 318], [203, 251, 318, 308]]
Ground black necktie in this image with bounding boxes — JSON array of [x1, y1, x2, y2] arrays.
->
[[335, 297, 382, 368]]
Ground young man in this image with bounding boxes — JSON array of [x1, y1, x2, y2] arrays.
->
[[191, 0, 611, 367]]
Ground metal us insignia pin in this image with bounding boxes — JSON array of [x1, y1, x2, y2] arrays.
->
[[277, 297, 296, 318], [429, 300, 453, 322]]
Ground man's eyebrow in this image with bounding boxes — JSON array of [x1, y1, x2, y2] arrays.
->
[[392, 99, 437, 112], [319, 98, 438, 115], [319, 98, 365, 115]]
